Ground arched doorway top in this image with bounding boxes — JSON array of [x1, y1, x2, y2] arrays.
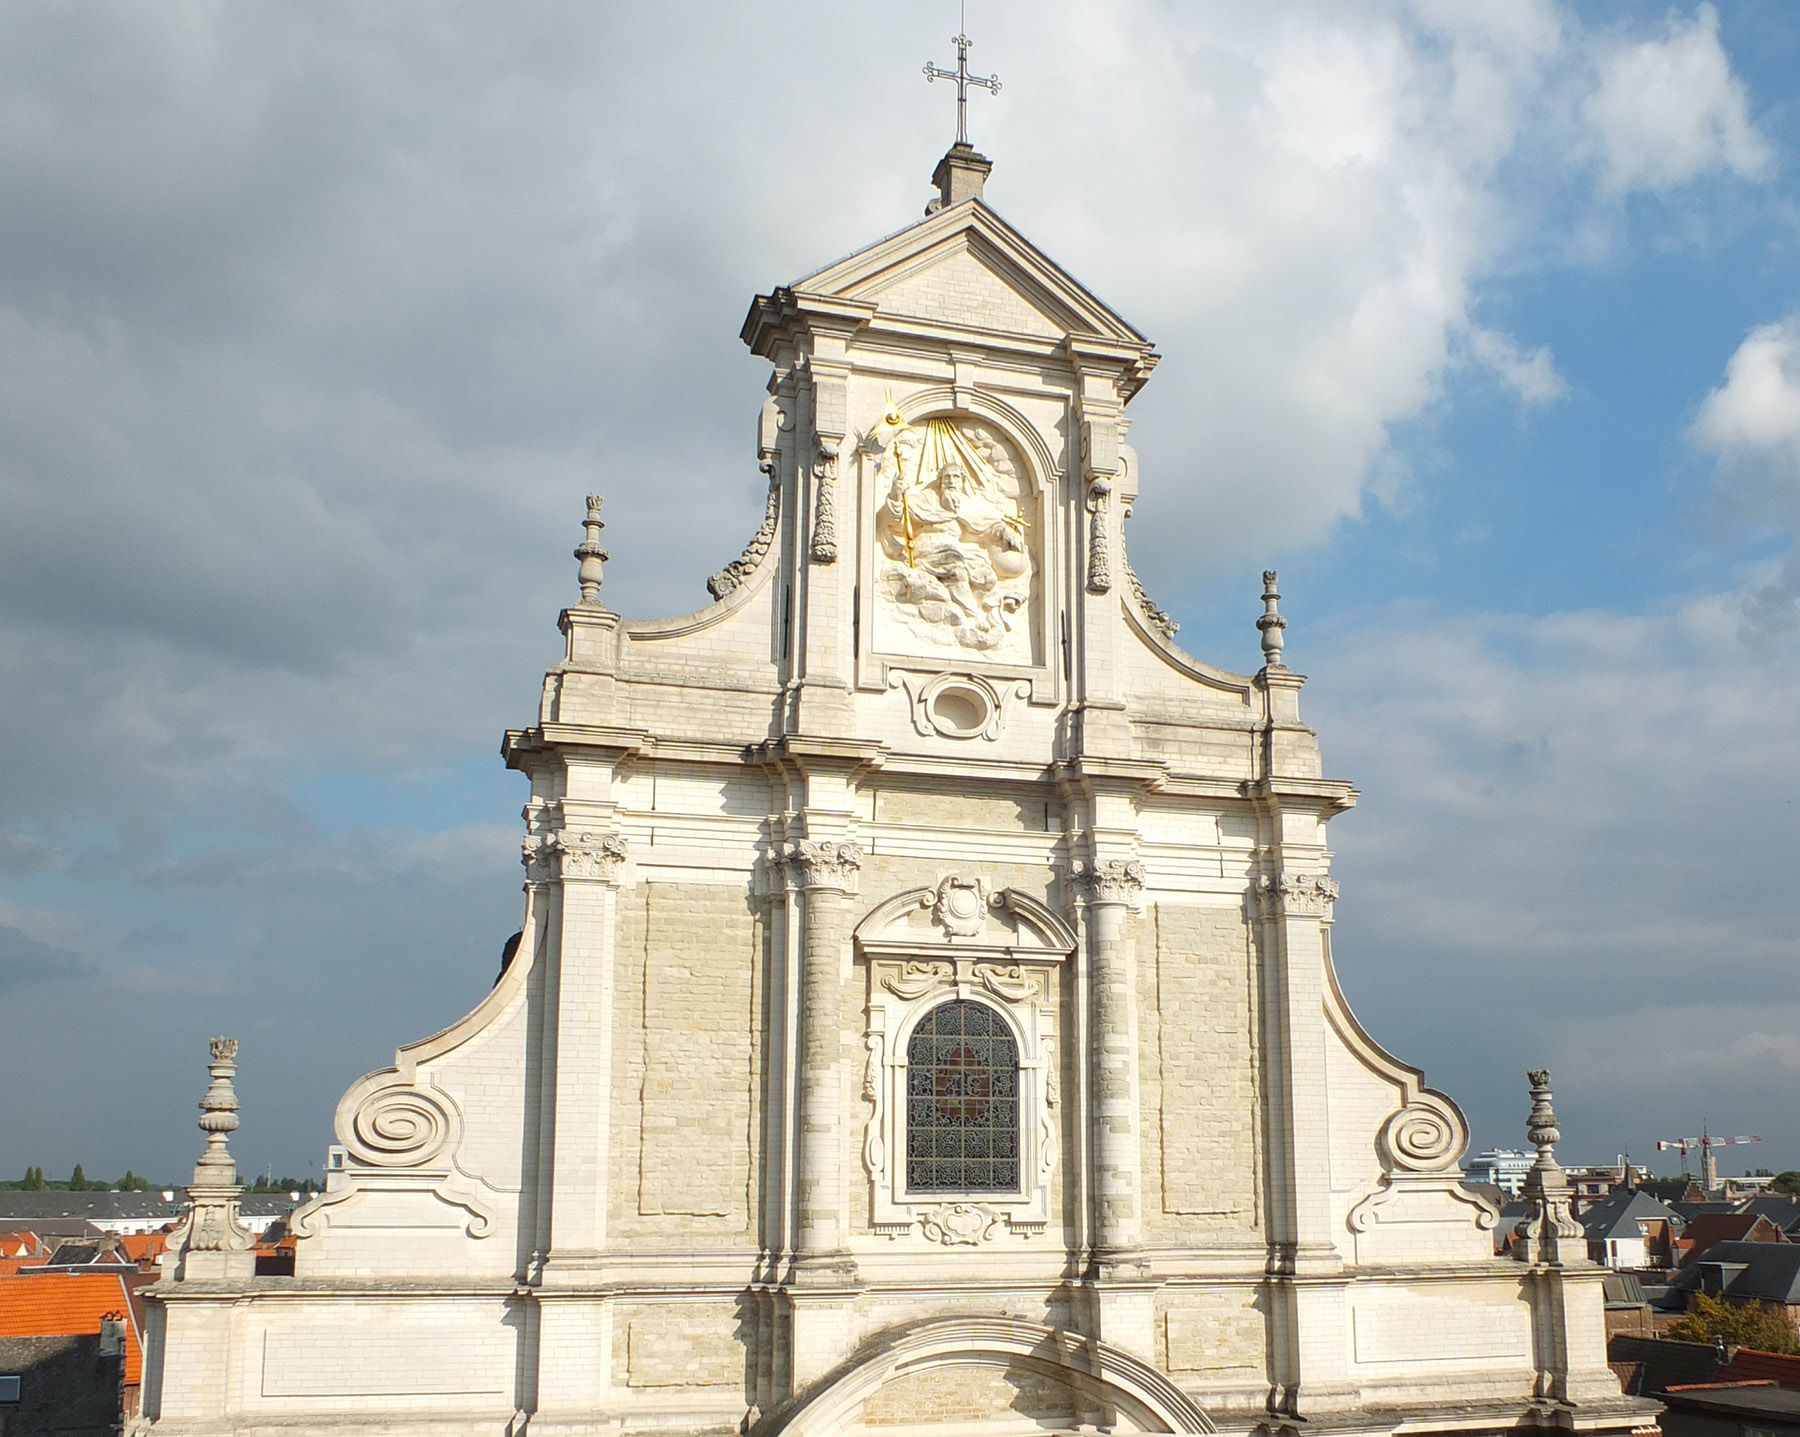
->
[[758, 1316, 1216, 1437]]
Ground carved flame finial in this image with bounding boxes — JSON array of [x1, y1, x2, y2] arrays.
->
[[1257, 569, 1287, 669], [574, 494, 610, 607], [164, 1033, 257, 1279], [1513, 1067, 1584, 1261], [195, 1036, 242, 1183]]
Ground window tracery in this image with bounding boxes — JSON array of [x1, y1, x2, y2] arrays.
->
[[905, 1000, 1020, 1194]]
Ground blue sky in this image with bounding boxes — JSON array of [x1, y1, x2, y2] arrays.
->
[[1, 0, 1798, 1187]]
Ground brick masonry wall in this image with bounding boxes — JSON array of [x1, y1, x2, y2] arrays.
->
[[860, 1362, 1075, 1426], [1141, 901, 1260, 1228], [613, 881, 761, 1237]]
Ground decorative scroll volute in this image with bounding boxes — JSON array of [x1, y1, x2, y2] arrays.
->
[[1379, 1096, 1467, 1175]]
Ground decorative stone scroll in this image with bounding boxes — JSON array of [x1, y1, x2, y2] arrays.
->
[[785, 839, 864, 894], [343, 1083, 460, 1169], [869, 410, 1035, 664], [919, 1202, 1004, 1246], [1379, 1100, 1464, 1175], [881, 961, 954, 1000], [708, 461, 780, 599], [291, 1071, 499, 1242]]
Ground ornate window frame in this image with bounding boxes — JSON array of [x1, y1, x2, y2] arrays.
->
[[856, 877, 1075, 1245]]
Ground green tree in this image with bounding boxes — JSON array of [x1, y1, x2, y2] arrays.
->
[[115, 1171, 153, 1192], [1666, 1292, 1799, 1355], [21, 1166, 44, 1191], [68, 1164, 86, 1192], [1772, 1171, 1800, 1195]]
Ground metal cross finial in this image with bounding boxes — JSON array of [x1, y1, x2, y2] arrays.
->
[[924, 33, 1000, 148]]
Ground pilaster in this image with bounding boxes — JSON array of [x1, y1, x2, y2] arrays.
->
[[539, 828, 628, 1283]]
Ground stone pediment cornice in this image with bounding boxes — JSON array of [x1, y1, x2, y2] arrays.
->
[[743, 201, 1158, 396], [854, 881, 1076, 959]]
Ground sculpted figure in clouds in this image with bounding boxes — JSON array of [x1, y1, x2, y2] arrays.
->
[[872, 413, 1034, 662]]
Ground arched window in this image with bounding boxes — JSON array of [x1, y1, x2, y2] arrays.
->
[[906, 1000, 1020, 1193]]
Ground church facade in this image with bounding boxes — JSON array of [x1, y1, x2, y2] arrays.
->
[[139, 144, 1654, 1437]]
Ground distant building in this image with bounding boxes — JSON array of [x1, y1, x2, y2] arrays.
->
[[1580, 1189, 1682, 1270], [0, 1191, 299, 1240], [1467, 1148, 1535, 1195], [1669, 1240, 1800, 1329], [1675, 1212, 1790, 1269], [1658, 1381, 1800, 1437]]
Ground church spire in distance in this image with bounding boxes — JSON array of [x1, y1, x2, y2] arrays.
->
[[924, 20, 1000, 212]]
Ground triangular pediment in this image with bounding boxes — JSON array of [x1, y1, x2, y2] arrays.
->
[[789, 200, 1149, 348]]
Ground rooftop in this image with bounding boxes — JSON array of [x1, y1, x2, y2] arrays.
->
[[0, 1269, 146, 1385]]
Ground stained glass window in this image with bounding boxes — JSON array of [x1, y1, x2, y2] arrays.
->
[[905, 999, 1020, 1193]]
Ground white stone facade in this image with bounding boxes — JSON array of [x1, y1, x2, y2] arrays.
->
[[139, 149, 1655, 1437]]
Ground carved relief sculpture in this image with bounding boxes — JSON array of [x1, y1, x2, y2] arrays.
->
[[869, 409, 1035, 663]]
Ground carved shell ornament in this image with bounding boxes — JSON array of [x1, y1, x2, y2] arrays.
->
[[870, 412, 1035, 664]]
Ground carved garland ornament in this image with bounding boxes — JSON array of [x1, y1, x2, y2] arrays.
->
[[1085, 479, 1113, 594], [707, 461, 781, 600], [810, 446, 839, 564]]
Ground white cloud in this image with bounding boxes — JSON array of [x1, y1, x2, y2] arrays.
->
[[1691, 316, 1800, 629], [1309, 586, 1800, 1162], [1692, 316, 1800, 479], [1583, 3, 1772, 194], [1467, 325, 1568, 404], [0, 0, 1783, 1171]]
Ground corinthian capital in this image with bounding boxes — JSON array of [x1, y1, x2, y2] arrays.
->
[[785, 839, 863, 894], [554, 830, 629, 883], [1077, 857, 1145, 905], [1256, 870, 1339, 919]]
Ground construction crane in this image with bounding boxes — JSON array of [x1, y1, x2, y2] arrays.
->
[[1656, 1128, 1762, 1192]]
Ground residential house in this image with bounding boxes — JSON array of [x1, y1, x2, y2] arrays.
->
[[1675, 1213, 1789, 1269], [1669, 1241, 1800, 1337], [0, 1268, 148, 1435], [1583, 1188, 1684, 1270]]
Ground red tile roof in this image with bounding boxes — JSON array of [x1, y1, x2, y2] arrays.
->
[[115, 1232, 167, 1263], [1723, 1349, 1800, 1391], [0, 1271, 146, 1385]]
